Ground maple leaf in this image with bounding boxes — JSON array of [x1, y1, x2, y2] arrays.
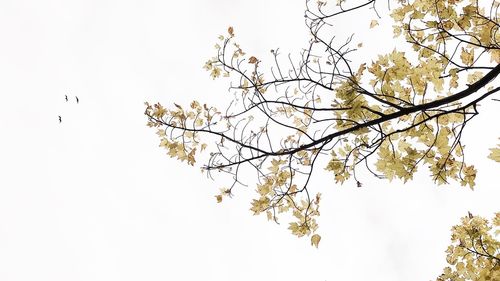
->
[[460, 47, 474, 66], [488, 143, 500, 162], [210, 67, 221, 79]]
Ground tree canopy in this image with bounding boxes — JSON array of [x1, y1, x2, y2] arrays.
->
[[145, 0, 499, 248]]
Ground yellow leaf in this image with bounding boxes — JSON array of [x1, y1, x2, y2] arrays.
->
[[156, 129, 166, 137], [215, 195, 222, 203], [460, 164, 476, 189], [489, 49, 500, 63], [370, 20, 379, 28], [489, 145, 500, 162], [266, 210, 273, 221], [187, 148, 196, 166], [311, 234, 321, 248], [460, 48, 474, 66], [195, 118, 204, 127], [467, 71, 484, 84], [210, 67, 221, 79], [200, 143, 207, 152], [250, 196, 270, 215], [203, 60, 213, 71], [442, 20, 454, 30]]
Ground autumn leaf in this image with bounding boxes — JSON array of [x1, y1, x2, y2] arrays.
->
[[203, 60, 213, 71], [488, 143, 500, 162], [210, 66, 221, 79], [266, 211, 273, 221], [460, 47, 474, 66], [467, 71, 483, 84], [156, 129, 166, 137], [250, 196, 270, 215], [248, 56, 258, 64], [311, 234, 321, 248], [489, 49, 500, 63], [460, 164, 476, 189], [187, 148, 196, 166], [228, 26, 234, 37], [370, 20, 378, 28], [174, 103, 183, 110], [442, 20, 454, 30], [200, 143, 208, 152]]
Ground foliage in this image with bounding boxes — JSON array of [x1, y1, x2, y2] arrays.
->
[[489, 141, 500, 162], [436, 212, 499, 281], [145, 0, 500, 245]]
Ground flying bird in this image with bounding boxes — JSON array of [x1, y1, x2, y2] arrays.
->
[[75, 96, 79, 104], [58, 116, 62, 123], [65, 95, 68, 102]]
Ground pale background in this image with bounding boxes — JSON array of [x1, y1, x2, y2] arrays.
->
[[0, 1, 498, 281]]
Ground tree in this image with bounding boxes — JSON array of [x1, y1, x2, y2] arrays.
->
[[145, 0, 500, 246], [436, 212, 499, 281]]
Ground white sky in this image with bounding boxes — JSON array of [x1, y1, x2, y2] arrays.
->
[[0, 1, 498, 281]]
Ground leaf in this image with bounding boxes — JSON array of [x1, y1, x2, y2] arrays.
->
[[203, 60, 213, 71], [187, 148, 196, 166], [488, 144, 500, 162], [370, 20, 379, 28], [460, 47, 474, 66], [250, 196, 270, 215], [460, 164, 476, 189], [311, 234, 321, 248], [489, 49, 500, 63], [210, 66, 221, 79], [228, 26, 234, 37], [156, 129, 166, 137], [442, 20, 454, 30], [215, 195, 223, 203], [467, 71, 484, 84], [288, 222, 309, 237], [193, 116, 202, 126], [200, 143, 208, 152], [173, 103, 183, 110], [266, 210, 273, 221], [248, 56, 258, 64]]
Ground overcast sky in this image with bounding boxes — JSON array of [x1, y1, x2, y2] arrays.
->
[[0, 1, 498, 281]]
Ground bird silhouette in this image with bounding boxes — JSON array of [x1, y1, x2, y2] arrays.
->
[[65, 95, 68, 102], [58, 116, 62, 123], [75, 96, 79, 104]]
